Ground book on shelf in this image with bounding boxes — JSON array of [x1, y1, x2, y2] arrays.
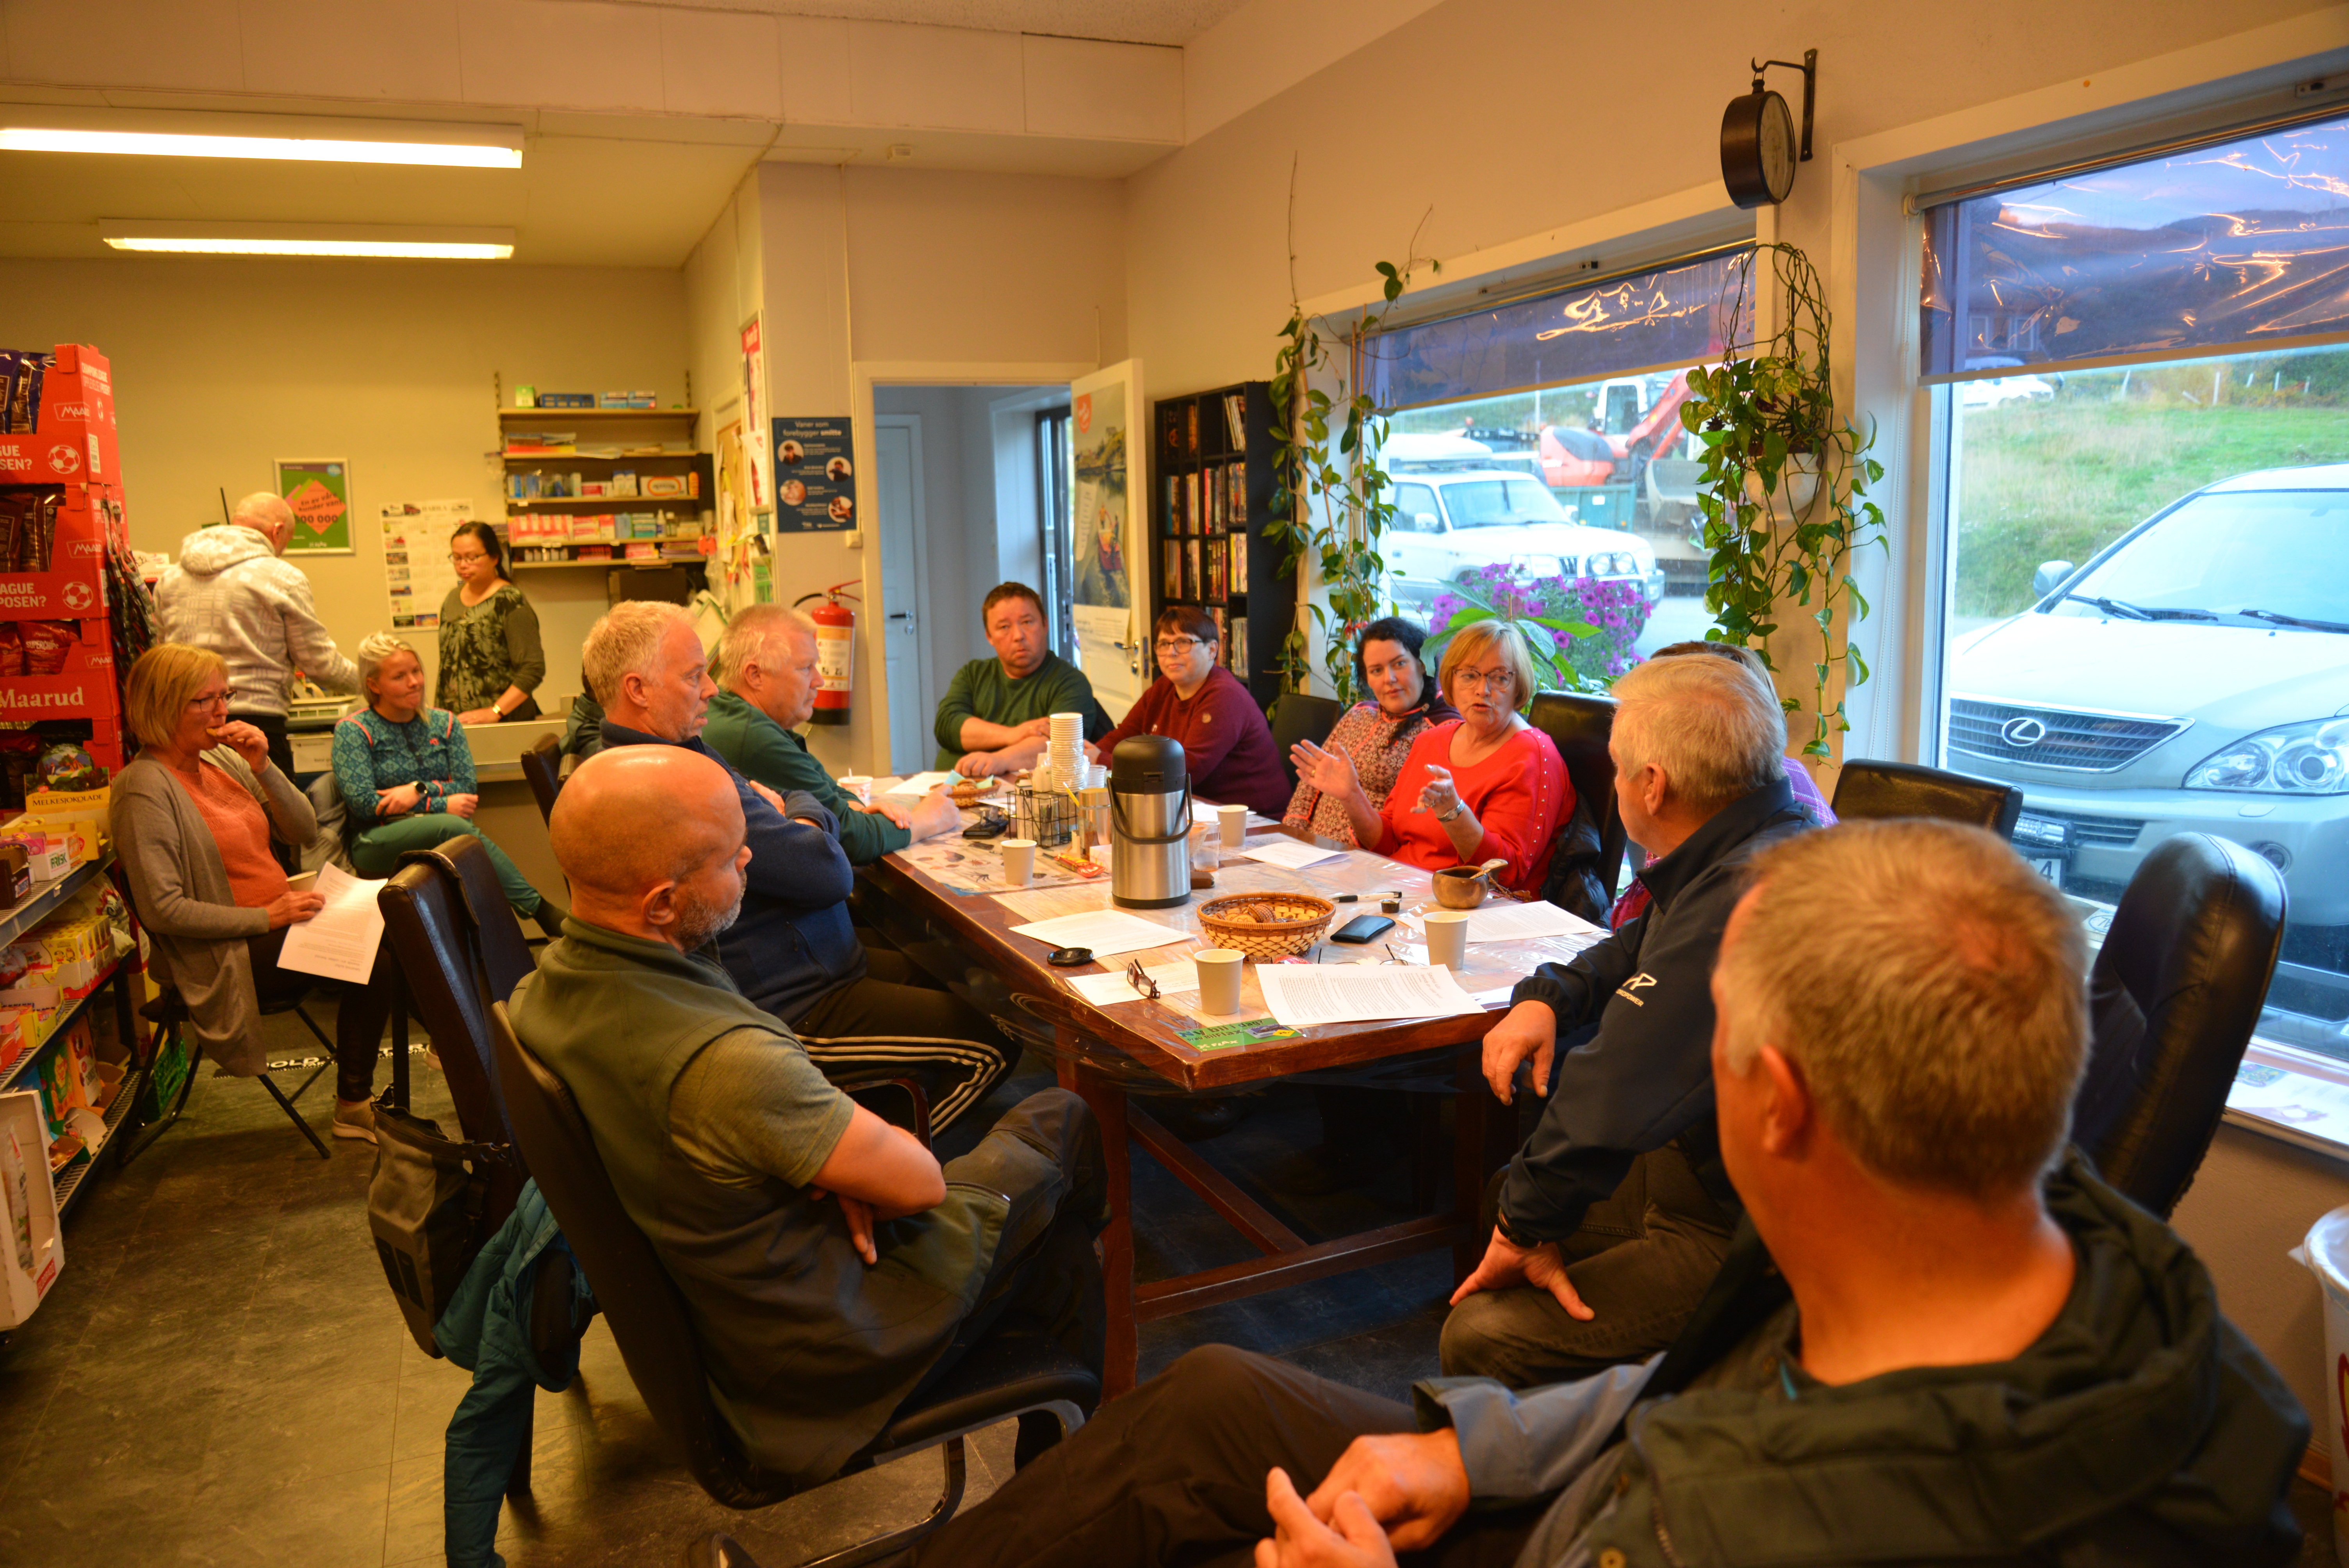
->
[[1208, 605, 1228, 652], [1184, 539, 1203, 601], [1206, 538, 1228, 603], [1186, 472, 1202, 536], [1161, 406, 1186, 463], [1163, 475, 1179, 535], [1227, 463, 1248, 525], [1163, 540, 1181, 598], [1223, 392, 1247, 448], [1228, 614, 1246, 675], [1187, 403, 1201, 455], [1228, 529, 1248, 596]]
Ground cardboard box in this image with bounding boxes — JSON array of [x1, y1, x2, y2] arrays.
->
[[642, 475, 687, 499], [535, 392, 595, 410], [0, 345, 119, 489], [0, 1006, 34, 1073], [0, 486, 121, 619], [0, 1091, 63, 1329]]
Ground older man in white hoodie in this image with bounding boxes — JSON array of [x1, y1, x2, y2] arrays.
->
[[157, 492, 360, 782]]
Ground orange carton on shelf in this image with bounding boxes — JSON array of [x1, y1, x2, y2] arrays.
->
[[0, 345, 119, 487]]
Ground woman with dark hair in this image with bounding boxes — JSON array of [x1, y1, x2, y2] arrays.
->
[[1281, 615, 1460, 845], [437, 519, 545, 724], [1089, 606, 1288, 818]]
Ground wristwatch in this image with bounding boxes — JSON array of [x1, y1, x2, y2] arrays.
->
[[1436, 800, 1466, 823], [1494, 1205, 1542, 1249]]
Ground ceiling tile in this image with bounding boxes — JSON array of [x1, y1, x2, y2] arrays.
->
[[777, 13, 854, 125], [4, 0, 244, 92], [1021, 34, 1179, 143], [237, 0, 466, 102], [846, 20, 1020, 134], [458, 0, 665, 114], [659, 8, 782, 120]]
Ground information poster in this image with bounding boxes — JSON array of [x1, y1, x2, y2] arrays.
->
[[380, 499, 472, 630], [275, 458, 354, 554], [771, 417, 855, 533]]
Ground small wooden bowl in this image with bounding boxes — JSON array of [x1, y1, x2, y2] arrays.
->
[[1196, 893, 1337, 958], [1432, 866, 1491, 909]]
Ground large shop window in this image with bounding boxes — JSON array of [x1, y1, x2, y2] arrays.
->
[[1922, 112, 2349, 1059], [1365, 246, 1750, 666]]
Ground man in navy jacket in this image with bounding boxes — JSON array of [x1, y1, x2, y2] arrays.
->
[[585, 603, 1010, 1131], [1445, 655, 1813, 1386]]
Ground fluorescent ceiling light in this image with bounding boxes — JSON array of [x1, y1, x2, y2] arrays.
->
[[2, 116, 521, 168], [100, 222, 516, 260]]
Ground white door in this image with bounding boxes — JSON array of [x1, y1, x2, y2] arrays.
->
[[873, 415, 931, 775], [1067, 360, 1145, 720]]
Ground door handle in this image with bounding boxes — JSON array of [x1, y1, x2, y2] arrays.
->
[[888, 612, 910, 620]]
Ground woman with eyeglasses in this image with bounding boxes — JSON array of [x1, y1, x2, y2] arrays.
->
[[1293, 620, 1568, 892], [1281, 615, 1460, 846], [437, 520, 544, 725], [1087, 606, 1289, 820], [110, 644, 397, 1145]]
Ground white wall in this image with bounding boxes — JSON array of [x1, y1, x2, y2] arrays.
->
[[0, 256, 687, 707]]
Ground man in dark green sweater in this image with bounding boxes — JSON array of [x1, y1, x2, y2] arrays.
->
[[934, 582, 1111, 776], [704, 605, 959, 866]]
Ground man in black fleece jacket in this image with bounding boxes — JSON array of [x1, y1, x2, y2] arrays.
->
[[583, 602, 1010, 1131], [1446, 654, 1812, 1386]]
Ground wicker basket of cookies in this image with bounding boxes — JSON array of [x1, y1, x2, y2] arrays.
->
[[1196, 892, 1338, 958]]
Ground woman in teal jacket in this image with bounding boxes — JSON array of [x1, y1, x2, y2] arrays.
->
[[332, 633, 564, 937]]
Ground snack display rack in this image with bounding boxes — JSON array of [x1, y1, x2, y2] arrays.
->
[[1149, 381, 1295, 710]]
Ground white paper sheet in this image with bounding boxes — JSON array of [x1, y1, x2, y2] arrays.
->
[[884, 770, 958, 797], [274, 864, 389, 984], [1256, 963, 1482, 1027], [1006, 909, 1186, 959], [1458, 900, 1605, 944], [1239, 837, 1348, 870], [1064, 956, 1204, 1005]]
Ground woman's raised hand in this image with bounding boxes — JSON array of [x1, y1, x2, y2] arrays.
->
[[1416, 765, 1462, 819], [214, 720, 272, 771], [1291, 738, 1360, 797]]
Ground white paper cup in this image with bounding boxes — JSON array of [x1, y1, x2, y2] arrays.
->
[[1000, 838, 1037, 884], [1425, 911, 1470, 971], [1216, 803, 1249, 849], [1195, 949, 1245, 1016], [838, 775, 873, 806]]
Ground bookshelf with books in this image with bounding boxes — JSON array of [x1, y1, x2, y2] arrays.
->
[[1150, 381, 1292, 710]]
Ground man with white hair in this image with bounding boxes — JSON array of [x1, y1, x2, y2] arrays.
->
[[157, 492, 359, 780], [1442, 653, 1813, 1386], [585, 601, 1011, 1132], [873, 821, 2305, 1568], [702, 603, 959, 866]]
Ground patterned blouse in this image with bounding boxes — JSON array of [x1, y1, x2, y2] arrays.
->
[[435, 583, 546, 715], [331, 707, 478, 830], [1282, 699, 1454, 846]]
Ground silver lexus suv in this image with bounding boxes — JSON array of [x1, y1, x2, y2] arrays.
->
[[1946, 466, 2349, 986]]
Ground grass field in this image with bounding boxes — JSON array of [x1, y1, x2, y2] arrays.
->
[[1955, 397, 2349, 616]]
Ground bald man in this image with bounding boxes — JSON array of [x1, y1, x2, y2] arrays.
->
[[158, 492, 360, 782], [507, 747, 1107, 1490]]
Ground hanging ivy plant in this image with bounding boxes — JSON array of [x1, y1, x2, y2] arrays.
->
[[1681, 242, 1886, 758], [1265, 171, 1436, 708]]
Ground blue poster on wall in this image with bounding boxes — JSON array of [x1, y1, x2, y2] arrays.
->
[[771, 417, 856, 532]]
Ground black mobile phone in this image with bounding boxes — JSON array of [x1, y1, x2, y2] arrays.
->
[[1330, 914, 1396, 944]]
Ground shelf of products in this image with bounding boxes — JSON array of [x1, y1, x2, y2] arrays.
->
[[498, 406, 699, 421], [502, 401, 715, 589], [0, 858, 103, 955], [1150, 381, 1295, 711]]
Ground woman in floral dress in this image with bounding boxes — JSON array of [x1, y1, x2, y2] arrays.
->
[[436, 521, 545, 723], [1280, 615, 1459, 845]]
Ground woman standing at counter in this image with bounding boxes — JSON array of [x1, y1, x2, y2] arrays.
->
[[438, 521, 545, 724], [333, 633, 563, 938]]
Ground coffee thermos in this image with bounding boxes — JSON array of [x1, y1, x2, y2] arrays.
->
[[1109, 734, 1192, 909]]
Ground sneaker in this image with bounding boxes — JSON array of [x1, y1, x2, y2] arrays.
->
[[333, 1098, 377, 1144]]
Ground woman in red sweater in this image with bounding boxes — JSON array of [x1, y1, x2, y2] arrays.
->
[[1292, 620, 1568, 893], [1090, 606, 1289, 819]]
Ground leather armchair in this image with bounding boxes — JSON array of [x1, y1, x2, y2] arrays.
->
[[1830, 759, 2023, 837]]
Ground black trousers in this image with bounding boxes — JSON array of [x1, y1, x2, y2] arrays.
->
[[246, 924, 396, 1103], [792, 949, 1014, 1136], [900, 1345, 1544, 1568]]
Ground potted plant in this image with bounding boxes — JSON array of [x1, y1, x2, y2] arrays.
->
[[1680, 242, 1885, 758], [1427, 564, 1651, 691]]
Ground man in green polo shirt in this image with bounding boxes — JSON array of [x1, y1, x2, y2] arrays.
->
[[508, 746, 1106, 1486], [935, 582, 1112, 775], [704, 604, 959, 866]]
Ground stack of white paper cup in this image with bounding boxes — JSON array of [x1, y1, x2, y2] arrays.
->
[[1042, 711, 1086, 789]]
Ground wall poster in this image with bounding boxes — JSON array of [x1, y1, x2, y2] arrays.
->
[[770, 417, 856, 533], [379, 500, 472, 630], [274, 458, 354, 554], [740, 315, 770, 511], [1067, 361, 1144, 720]]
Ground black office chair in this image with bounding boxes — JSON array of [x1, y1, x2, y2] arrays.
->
[[1268, 693, 1344, 795], [489, 1001, 1098, 1568], [2075, 833, 2287, 1217], [1527, 692, 1627, 920], [1830, 758, 2023, 838], [520, 733, 564, 825]]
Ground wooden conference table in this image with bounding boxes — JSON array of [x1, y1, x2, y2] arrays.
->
[[862, 804, 1606, 1397]]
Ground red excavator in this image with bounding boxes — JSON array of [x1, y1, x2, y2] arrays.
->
[[1537, 370, 1695, 492]]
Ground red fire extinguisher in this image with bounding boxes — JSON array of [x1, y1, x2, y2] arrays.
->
[[793, 582, 859, 727]]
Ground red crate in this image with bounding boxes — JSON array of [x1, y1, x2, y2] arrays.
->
[[0, 347, 120, 489], [0, 488, 122, 618], [0, 620, 112, 677]]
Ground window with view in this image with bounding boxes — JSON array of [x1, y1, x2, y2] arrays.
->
[[1924, 113, 2349, 1061], [1367, 248, 1748, 683]]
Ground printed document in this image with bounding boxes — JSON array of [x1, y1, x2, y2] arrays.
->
[[884, 771, 958, 797], [1065, 956, 1205, 1006], [1239, 838, 1348, 870], [1007, 909, 1186, 959], [1256, 963, 1481, 1027], [276, 864, 388, 985]]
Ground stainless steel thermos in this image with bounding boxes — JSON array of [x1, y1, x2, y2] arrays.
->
[[1109, 734, 1192, 909]]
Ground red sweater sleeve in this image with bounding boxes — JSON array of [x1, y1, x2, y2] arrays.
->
[[1462, 729, 1570, 890], [1370, 725, 1444, 859], [1095, 681, 1161, 755]]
